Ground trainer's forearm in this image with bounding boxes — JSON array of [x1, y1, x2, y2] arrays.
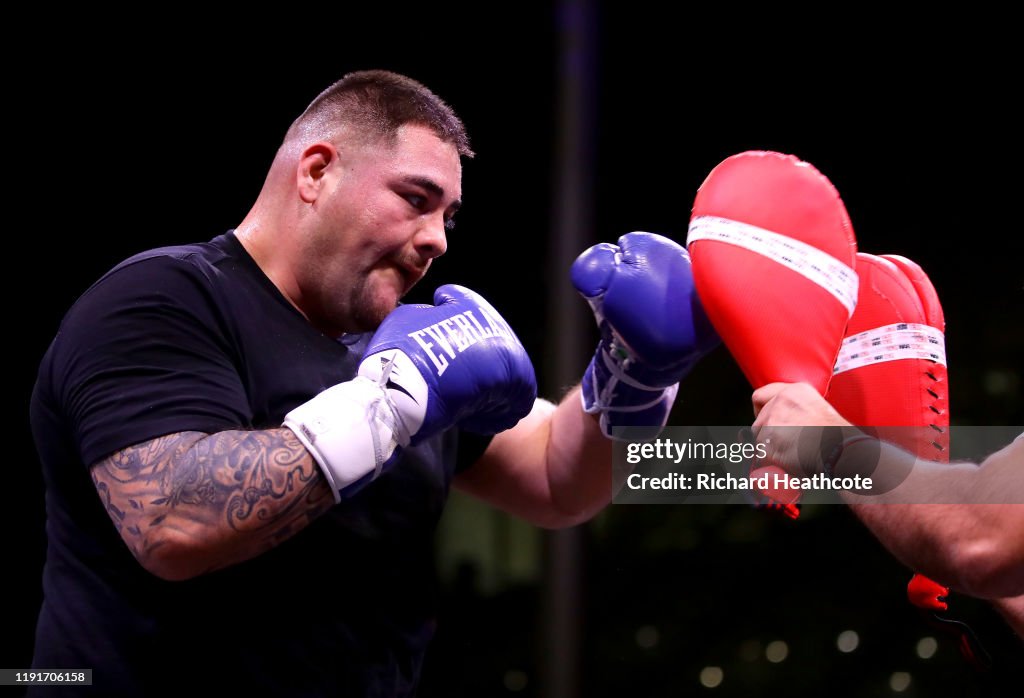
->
[[92, 428, 333, 581], [991, 595, 1024, 638], [836, 439, 1024, 598]]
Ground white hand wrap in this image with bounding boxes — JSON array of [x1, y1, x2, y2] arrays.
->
[[283, 351, 428, 502]]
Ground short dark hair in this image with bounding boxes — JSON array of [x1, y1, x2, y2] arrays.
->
[[287, 69, 473, 157]]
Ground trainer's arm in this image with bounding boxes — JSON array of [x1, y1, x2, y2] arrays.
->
[[454, 387, 612, 529], [991, 595, 1024, 637], [92, 429, 333, 581], [835, 437, 1024, 599], [753, 382, 1024, 599]]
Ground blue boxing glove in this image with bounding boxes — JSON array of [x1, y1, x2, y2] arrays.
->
[[572, 232, 719, 439], [285, 285, 536, 501]]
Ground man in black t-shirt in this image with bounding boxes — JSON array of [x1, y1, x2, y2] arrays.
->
[[29, 70, 719, 696]]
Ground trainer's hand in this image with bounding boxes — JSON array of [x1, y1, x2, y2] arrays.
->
[[572, 232, 719, 439], [752, 382, 850, 426], [752, 382, 859, 477], [285, 285, 536, 501]]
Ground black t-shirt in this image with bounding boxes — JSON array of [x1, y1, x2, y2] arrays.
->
[[29, 231, 491, 697]]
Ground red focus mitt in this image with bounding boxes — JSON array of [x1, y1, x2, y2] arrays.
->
[[688, 151, 858, 516]]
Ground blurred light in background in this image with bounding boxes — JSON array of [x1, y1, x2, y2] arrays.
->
[[738, 639, 761, 662], [503, 669, 528, 692], [889, 671, 912, 692], [837, 629, 859, 653], [916, 636, 938, 659], [983, 369, 1018, 396], [635, 625, 659, 649], [765, 640, 789, 663], [699, 666, 724, 688]]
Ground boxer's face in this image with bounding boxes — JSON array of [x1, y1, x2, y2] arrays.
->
[[298, 124, 462, 335]]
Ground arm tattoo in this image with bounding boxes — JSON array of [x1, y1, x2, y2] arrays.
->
[[92, 429, 333, 575]]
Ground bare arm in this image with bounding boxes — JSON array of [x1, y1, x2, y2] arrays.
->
[[454, 387, 612, 529], [837, 438, 1024, 599], [753, 382, 1024, 599], [92, 428, 333, 581], [991, 595, 1024, 638]]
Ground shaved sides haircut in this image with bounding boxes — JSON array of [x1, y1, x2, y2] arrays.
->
[[286, 69, 473, 157]]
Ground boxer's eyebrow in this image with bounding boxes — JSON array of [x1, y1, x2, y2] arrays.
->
[[401, 176, 462, 212]]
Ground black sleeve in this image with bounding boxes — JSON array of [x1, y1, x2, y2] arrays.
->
[[53, 255, 251, 467], [454, 430, 494, 473]]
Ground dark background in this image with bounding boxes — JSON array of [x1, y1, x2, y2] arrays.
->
[[7, 6, 1022, 696]]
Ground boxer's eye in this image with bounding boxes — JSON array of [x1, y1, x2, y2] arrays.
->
[[403, 194, 427, 210]]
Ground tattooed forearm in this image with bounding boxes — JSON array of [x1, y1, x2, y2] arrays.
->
[[92, 429, 334, 579]]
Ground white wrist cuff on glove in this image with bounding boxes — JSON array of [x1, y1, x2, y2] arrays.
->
[[283, 376, 409, 503]]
